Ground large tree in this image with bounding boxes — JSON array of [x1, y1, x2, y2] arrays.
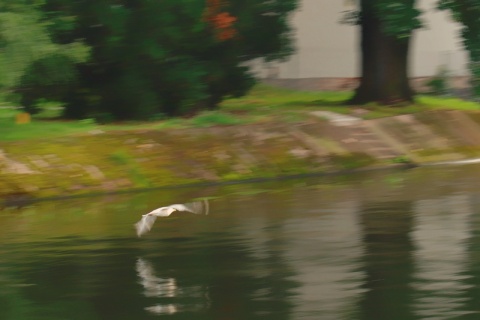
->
[[348, 0, 480, 105], [17, 0, 298, 120], [348, 0, 422, 105]]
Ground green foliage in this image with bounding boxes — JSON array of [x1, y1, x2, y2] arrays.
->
[[374, 0, 422, 38], [0, 2, 89, 112], [18, 54, 80, 114], [151, 113, 167, 121], [470, 61, 480, 98], [191, 111, 245, 127], [426, 66, 449, 95], [91, 112, 114, 124], [11, 0, 298, 120], [341, 0, 422, 38], [391, 155, 411, 164], [438, 1, 480, 97]]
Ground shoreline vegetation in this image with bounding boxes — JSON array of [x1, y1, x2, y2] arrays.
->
[[2, 85, 480, 204]]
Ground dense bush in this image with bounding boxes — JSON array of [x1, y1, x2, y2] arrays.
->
[[11, 0, 298, 120]]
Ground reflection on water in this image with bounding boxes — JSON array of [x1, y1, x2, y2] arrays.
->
[[136, 258, 209, 315], [137, 258, 178, 299], [359, 200, 415, 320], [2, 165, 480, 319], [412, 195, 473, 319]]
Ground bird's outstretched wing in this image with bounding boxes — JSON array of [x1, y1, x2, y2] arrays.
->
[[135, 214, 157, 237], [170, 200, 209, 215], [135, 200, 209, 237]]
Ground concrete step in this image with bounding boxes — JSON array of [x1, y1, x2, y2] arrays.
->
[[346, 123, 401, 159], [289, 129, 336, 158]]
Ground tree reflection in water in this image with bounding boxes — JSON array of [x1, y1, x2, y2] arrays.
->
[[359, 201, 415, 320]]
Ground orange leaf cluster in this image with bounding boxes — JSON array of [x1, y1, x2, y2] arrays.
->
[[204, 0, 237, 41]]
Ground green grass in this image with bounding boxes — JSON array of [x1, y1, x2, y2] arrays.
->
[[418, 95, 480, 110], [1, 84, 479, 142], [190, 111, 246, 127], [0, 106, 100, 141], [221, 85, 352, 117], [0, 119, 97, 141], [108, 150, 151, 187], [357, 95, 479, 119], [358, 97, 480, 119]]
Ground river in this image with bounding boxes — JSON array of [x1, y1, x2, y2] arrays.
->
[[1, 164, 480, 319]]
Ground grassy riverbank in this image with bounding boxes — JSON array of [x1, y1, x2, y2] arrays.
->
[[1, 85, 480, 202], [1, 85, 479, 142]]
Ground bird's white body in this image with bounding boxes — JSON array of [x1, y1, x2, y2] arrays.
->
[[147, 204, 193, 217], [135, 201, 209, 237]]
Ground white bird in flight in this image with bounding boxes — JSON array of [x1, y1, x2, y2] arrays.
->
[[135, 200, 209, 237]]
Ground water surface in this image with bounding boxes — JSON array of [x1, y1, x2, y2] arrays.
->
[[2, 165, 480, 319]]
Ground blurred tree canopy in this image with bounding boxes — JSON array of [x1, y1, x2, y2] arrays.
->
[[0, 0, 89, 105], [4, 0, 297, 119]]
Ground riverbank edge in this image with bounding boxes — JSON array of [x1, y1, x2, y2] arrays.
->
[[1, 162, 414, 207], [3, 109, 480, 205]]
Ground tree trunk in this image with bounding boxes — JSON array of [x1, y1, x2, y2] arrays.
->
[[350, 0, 414, 105]]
